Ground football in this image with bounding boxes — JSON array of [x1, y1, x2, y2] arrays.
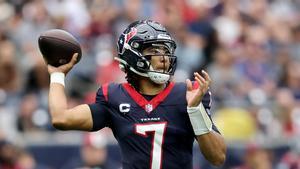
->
[[38, 29, 82, 67]]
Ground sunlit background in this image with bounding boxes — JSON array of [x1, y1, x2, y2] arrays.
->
[[0, 0, 300, 168]]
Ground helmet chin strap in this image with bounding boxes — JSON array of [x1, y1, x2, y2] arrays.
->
[[147, 66, 170, 84]]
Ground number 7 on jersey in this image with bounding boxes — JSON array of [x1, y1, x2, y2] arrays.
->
[[135, 122, 167, 169]]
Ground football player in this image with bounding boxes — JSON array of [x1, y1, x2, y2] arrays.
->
[[47, 20, 226, 169]]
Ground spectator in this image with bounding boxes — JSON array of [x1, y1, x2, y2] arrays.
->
[[61, 131, 119, 169], [235, 146, 273, 169]]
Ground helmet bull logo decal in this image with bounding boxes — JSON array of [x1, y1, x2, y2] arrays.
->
[[117, 27, 137, 54], [125, 27, 137, 43]]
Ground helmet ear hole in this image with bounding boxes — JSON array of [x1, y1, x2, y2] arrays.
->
[[136, 59, 149, 70], [131, 42, 140, 49]]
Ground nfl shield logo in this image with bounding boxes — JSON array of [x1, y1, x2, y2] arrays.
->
[[145, 104, 153, 113]]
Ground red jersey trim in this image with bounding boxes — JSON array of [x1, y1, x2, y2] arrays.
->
[[122, 82, 175, 113], [102, 83, 109, 101]]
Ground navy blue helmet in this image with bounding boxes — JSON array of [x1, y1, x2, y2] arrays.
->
[[116, 20, 177, 84]]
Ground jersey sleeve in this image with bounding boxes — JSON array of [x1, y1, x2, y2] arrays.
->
[[88, 85, 111, 131], [202, 91, 221, 134]]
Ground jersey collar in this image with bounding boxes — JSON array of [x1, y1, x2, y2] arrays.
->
[[122, 82, 175, 113]]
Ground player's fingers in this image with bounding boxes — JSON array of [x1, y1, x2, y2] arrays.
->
[[194, 72, 206, 85], [201, 70, 211, 85], [195, 76, 206, 92], [196, 71, 209, 91], [69, 53, 78, 65], [186, 79, 193, 91], [194, 76, 202, 89]]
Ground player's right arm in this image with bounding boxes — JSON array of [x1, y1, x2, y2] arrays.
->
[[49, 83, 93, 130], [47, 53, 93, 131]]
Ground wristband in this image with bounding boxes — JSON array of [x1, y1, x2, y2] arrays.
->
[[50, 72, 65, 87], [187, 103, 212, 135]]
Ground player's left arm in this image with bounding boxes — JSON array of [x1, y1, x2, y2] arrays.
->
[[196, 130, 226, 166], [186, 71, 226, 167]]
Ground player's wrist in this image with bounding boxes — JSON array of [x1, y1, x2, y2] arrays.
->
[[50, 72, 65, 87], [187, 103, 212, 135], [187, 97, 204, 108]]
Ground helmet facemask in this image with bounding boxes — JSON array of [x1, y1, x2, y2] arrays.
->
[[139, 43, 177, 84]]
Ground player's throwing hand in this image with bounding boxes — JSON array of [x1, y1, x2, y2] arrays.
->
[[47, 53, 78, 75]]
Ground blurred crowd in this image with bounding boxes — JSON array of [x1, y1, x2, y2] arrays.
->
[[0, 0, 300, 168]]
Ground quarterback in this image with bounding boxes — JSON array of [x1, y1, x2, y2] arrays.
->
[[47, 20, 226, 169]]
